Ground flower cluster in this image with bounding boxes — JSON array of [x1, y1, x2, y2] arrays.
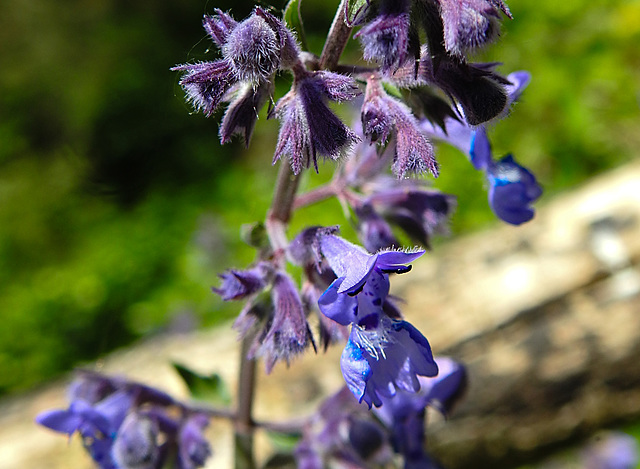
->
[[316, 233, 438, 407], [295, 357, 467, 469], [35, 371, 212, 469]]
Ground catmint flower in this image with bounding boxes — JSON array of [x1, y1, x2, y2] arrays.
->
[[249, 271, 314, 373], [362, 75, 438, 178], [355, 0, 413, 72], [487, 154, 542, 225], [219, 80, 274, 147], [211, 262, 270, 301], [366, 186, 456, 249], [272, 68, 360, 174], [36, 390, 134, 469], [178, 414, 212, 469], [438, 0, 512, 57], [295, 387, 393, 468], [341, 316, 438, 408], [37, 373, 214, 469], [319, 234, 423, 296], [111, 412, 159, 469], [420, 71, 542, 224], [373, 357, 467, 468]]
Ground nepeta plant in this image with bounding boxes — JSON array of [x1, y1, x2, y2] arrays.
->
[[36, 0, 542, 468]]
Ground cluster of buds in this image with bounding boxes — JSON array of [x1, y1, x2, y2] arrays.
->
[[36, 371, 212, 469]]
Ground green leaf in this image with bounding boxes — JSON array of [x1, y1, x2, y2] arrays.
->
[[345, 0, 369, 25], [172, 362, 231, 405], [283, 0, 308, 51], [266, 430, 302, 453]]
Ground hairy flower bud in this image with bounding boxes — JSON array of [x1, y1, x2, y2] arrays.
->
[[222, 13, 279, 83], [111, 413, 159, 469]]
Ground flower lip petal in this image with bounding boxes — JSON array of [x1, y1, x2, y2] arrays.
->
[[318, 277, 359, 325], [375, 249, 425, 270]]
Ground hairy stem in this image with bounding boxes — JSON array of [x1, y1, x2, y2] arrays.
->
[[319, 0, 352, 70], [233, 2, 352, 467]]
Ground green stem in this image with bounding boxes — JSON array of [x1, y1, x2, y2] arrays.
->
[[233, 2, 353, 467]]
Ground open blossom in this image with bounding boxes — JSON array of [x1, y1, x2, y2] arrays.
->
[[374, 357, 467, 469], [362, 75, 438, 178], [272, 67, 360, 174], [488, 154, 542, 225], [420, 71, 542, 224], [316, 234, 437, 407]]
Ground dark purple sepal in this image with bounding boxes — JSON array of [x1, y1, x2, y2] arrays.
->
[[219, 80, 273, 147], [252, 272, 313, 373], [177, 414, 212, 469], [202, 9, 238, 46], [212, 264, 268, 301], [439, 0, 507, 56], [172, 60, 237, 117], [356, 13, 411, 72], [355, 203, 400, 252]]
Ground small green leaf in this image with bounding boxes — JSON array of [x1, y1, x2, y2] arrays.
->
[[266, 430, 302, 453], [240, 222, 268, 249], [382, 81, 403, 100], [283, 0, 309, 51], [345, 0, 369, 25], [172, 362, 231, 405]]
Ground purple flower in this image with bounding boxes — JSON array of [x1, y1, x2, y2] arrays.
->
[[438, 0, 512, 57], [250, 271, 314, 373], [488, 154, 542, 225], [178, 414, 212, 469], [367, 187, 456, 249], [211, 263, 269, 301], [111, 412, 159, 469], [36, 372, 213, 469], [420, 71, 542, 224], [341, 317, 438, 408], [294, 387, 393, 468], [361, 76, 438, 178], [219, 80, 274, 147], [272, 68, 360, 174], [36, 390, 134, 469], [319, 234, 423, 296], [373, 357, 467, 468]]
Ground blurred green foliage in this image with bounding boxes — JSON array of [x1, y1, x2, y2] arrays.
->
[[0, 0, 638, 394]]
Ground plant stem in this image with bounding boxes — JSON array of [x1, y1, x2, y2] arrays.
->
[[319, 0, 352, 70], [233, 2, 352, 467]]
